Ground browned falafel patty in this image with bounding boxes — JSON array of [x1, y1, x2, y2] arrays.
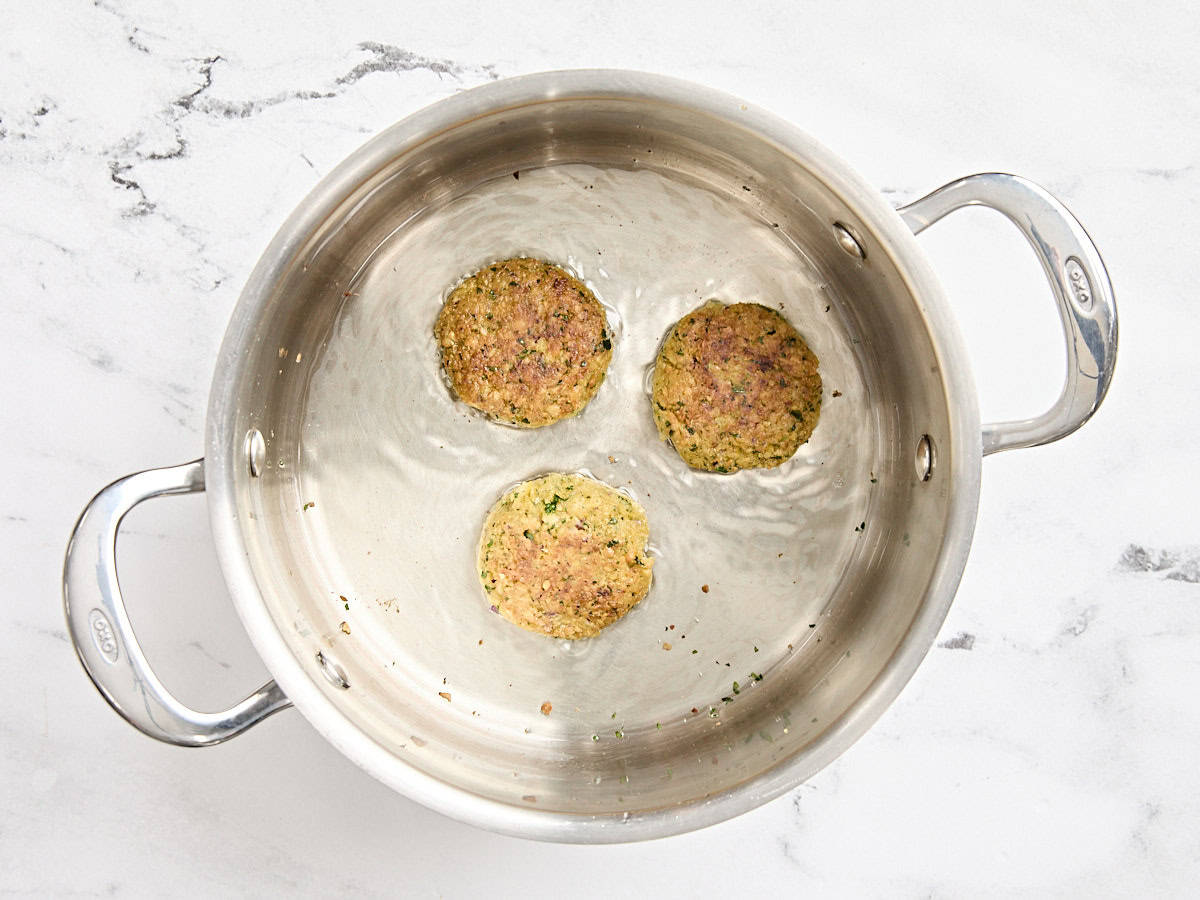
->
[[478, 473, 653, 640], [434, 258, 612, 427], [651, 301, 822, 472]]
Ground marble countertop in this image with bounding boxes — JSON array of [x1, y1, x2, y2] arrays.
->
[[4, 2, 1196, 896]]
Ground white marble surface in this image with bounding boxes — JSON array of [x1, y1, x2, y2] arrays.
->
[[3, 1, 1197, 895]]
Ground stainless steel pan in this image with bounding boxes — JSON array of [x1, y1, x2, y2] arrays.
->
[[63, 70, 1116, 842]]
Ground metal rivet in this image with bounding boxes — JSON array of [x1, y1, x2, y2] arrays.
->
[[245, 429, 265, 478], [315, 651, 350, 690], [833, 222, 866, 260], [916, 434, 935, 482]]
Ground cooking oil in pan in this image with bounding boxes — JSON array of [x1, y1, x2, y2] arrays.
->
[[295, 163, 874, 739]]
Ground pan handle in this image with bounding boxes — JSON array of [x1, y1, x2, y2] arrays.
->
[[63, 459, 291, 746], [898, 173, 1117, 455]]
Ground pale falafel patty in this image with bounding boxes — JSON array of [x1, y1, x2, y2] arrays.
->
[[651, 301, 822, 473], [478, 473, 653, 640], [434, 258, 613, 427]]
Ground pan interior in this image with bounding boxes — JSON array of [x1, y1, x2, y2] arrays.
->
[[228, 95, 955, 816]]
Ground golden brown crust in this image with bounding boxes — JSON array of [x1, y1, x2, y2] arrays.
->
[[434, 258, 612, 427], [477, 473, 653, 640], [651, 301, 822, 472]]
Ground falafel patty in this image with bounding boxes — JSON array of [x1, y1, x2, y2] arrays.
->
[[651, 301, 822, 472], [478, 473, 653, 640], [434, 258, 612, 427]]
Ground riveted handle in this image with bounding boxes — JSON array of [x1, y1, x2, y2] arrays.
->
[[63, 459, 291, 746], [899, 173, 1118, 455]]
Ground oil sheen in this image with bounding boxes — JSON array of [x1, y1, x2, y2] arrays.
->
[[295, 163, 874, 741]]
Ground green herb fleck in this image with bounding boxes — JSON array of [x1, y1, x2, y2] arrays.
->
[[544, 494, 567, 514], [789, 410, 805, 421], [302, 501, 315, 511], [615, 729, 624, 739], [523, 530, 534, 540], [750, 672, 763, 682]]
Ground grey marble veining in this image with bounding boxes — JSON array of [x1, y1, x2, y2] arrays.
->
[[3, 1, 1198, 896]]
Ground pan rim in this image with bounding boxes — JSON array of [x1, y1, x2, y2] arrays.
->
[[204, 68, 982, 843]]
